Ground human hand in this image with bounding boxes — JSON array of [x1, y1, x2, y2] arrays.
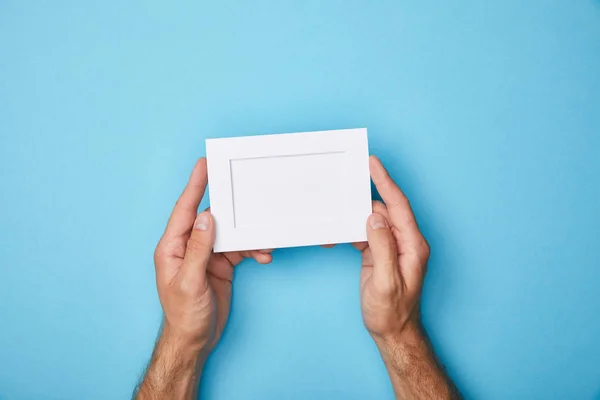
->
[[355, 156, 459, 399], [153, 158, 273, 354], [137, 158, 273, 399], [356, 155, 430, 342]]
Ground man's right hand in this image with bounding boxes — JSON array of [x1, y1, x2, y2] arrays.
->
[[356, 156, 460, 399]]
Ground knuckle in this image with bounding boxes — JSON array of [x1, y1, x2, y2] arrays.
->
[[174, 199, 185, 212], [377, 258, 396, 270], [175, 198, 196, 214], [186, 236, 211, 253], [154, 244, 165, 263], [387, 195, 409, 211], [420, 237, 430, 258], [373, 239, 395, 258], [155, 239, 186, 261], [178, 278, 199, 296], [373, 232, 392, 247], [375, 274, 400, 296]]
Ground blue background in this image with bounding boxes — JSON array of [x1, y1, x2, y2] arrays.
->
[[1, 1, 599, 399]]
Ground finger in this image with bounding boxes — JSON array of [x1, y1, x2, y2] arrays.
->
[[250, 250, 273, 264], [366, 213, 400, 292], [223, 251, 244, 266], [321, 244, 336, 248], [369, 156, 423, 248], [353, 201, 388, 252], [361, 247, 373, 266], [163, 158, 208, 242], [372, 200, 389, 219], [258, 249, 274, 254], [352, 242, 368, 251], [179, 211, 215, 286], [223, 249, 273, 266], [392, 226, 429, 293], [206, 253, 235, 282], [154, 159, 208, 283]]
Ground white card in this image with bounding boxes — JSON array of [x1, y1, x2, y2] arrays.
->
[[206, 128, 371, 252]]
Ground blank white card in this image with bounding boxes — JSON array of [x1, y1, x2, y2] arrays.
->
[[206, 128, 371, 252]]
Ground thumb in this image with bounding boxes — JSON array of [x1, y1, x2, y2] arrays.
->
[[180, 211, 215, 285], [366, 213, 400, 292]]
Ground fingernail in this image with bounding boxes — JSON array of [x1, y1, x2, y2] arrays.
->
[[369, 213, 388, 230], [194, 212, 210, 231]]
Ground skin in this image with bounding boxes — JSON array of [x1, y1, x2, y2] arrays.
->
[[358, 157, 460, 399], [135, 156, 459, 399]]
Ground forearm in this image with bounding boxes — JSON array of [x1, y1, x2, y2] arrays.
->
[[135, 324, 207, 400], [375, 323, 460, 400]]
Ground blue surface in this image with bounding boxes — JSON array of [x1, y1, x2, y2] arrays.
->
[[1, 1, 599, 399]]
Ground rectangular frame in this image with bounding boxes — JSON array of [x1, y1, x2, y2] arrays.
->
[[206, 128, 371, 252]]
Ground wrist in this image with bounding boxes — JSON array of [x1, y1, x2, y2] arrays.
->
[[372, 320, 427, 368], [160, 322, 211, 366], [136, 324, 209, 400], [373, 321, 459, 399]]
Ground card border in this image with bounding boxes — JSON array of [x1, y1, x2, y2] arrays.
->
[[206, 128, 371, 252]]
